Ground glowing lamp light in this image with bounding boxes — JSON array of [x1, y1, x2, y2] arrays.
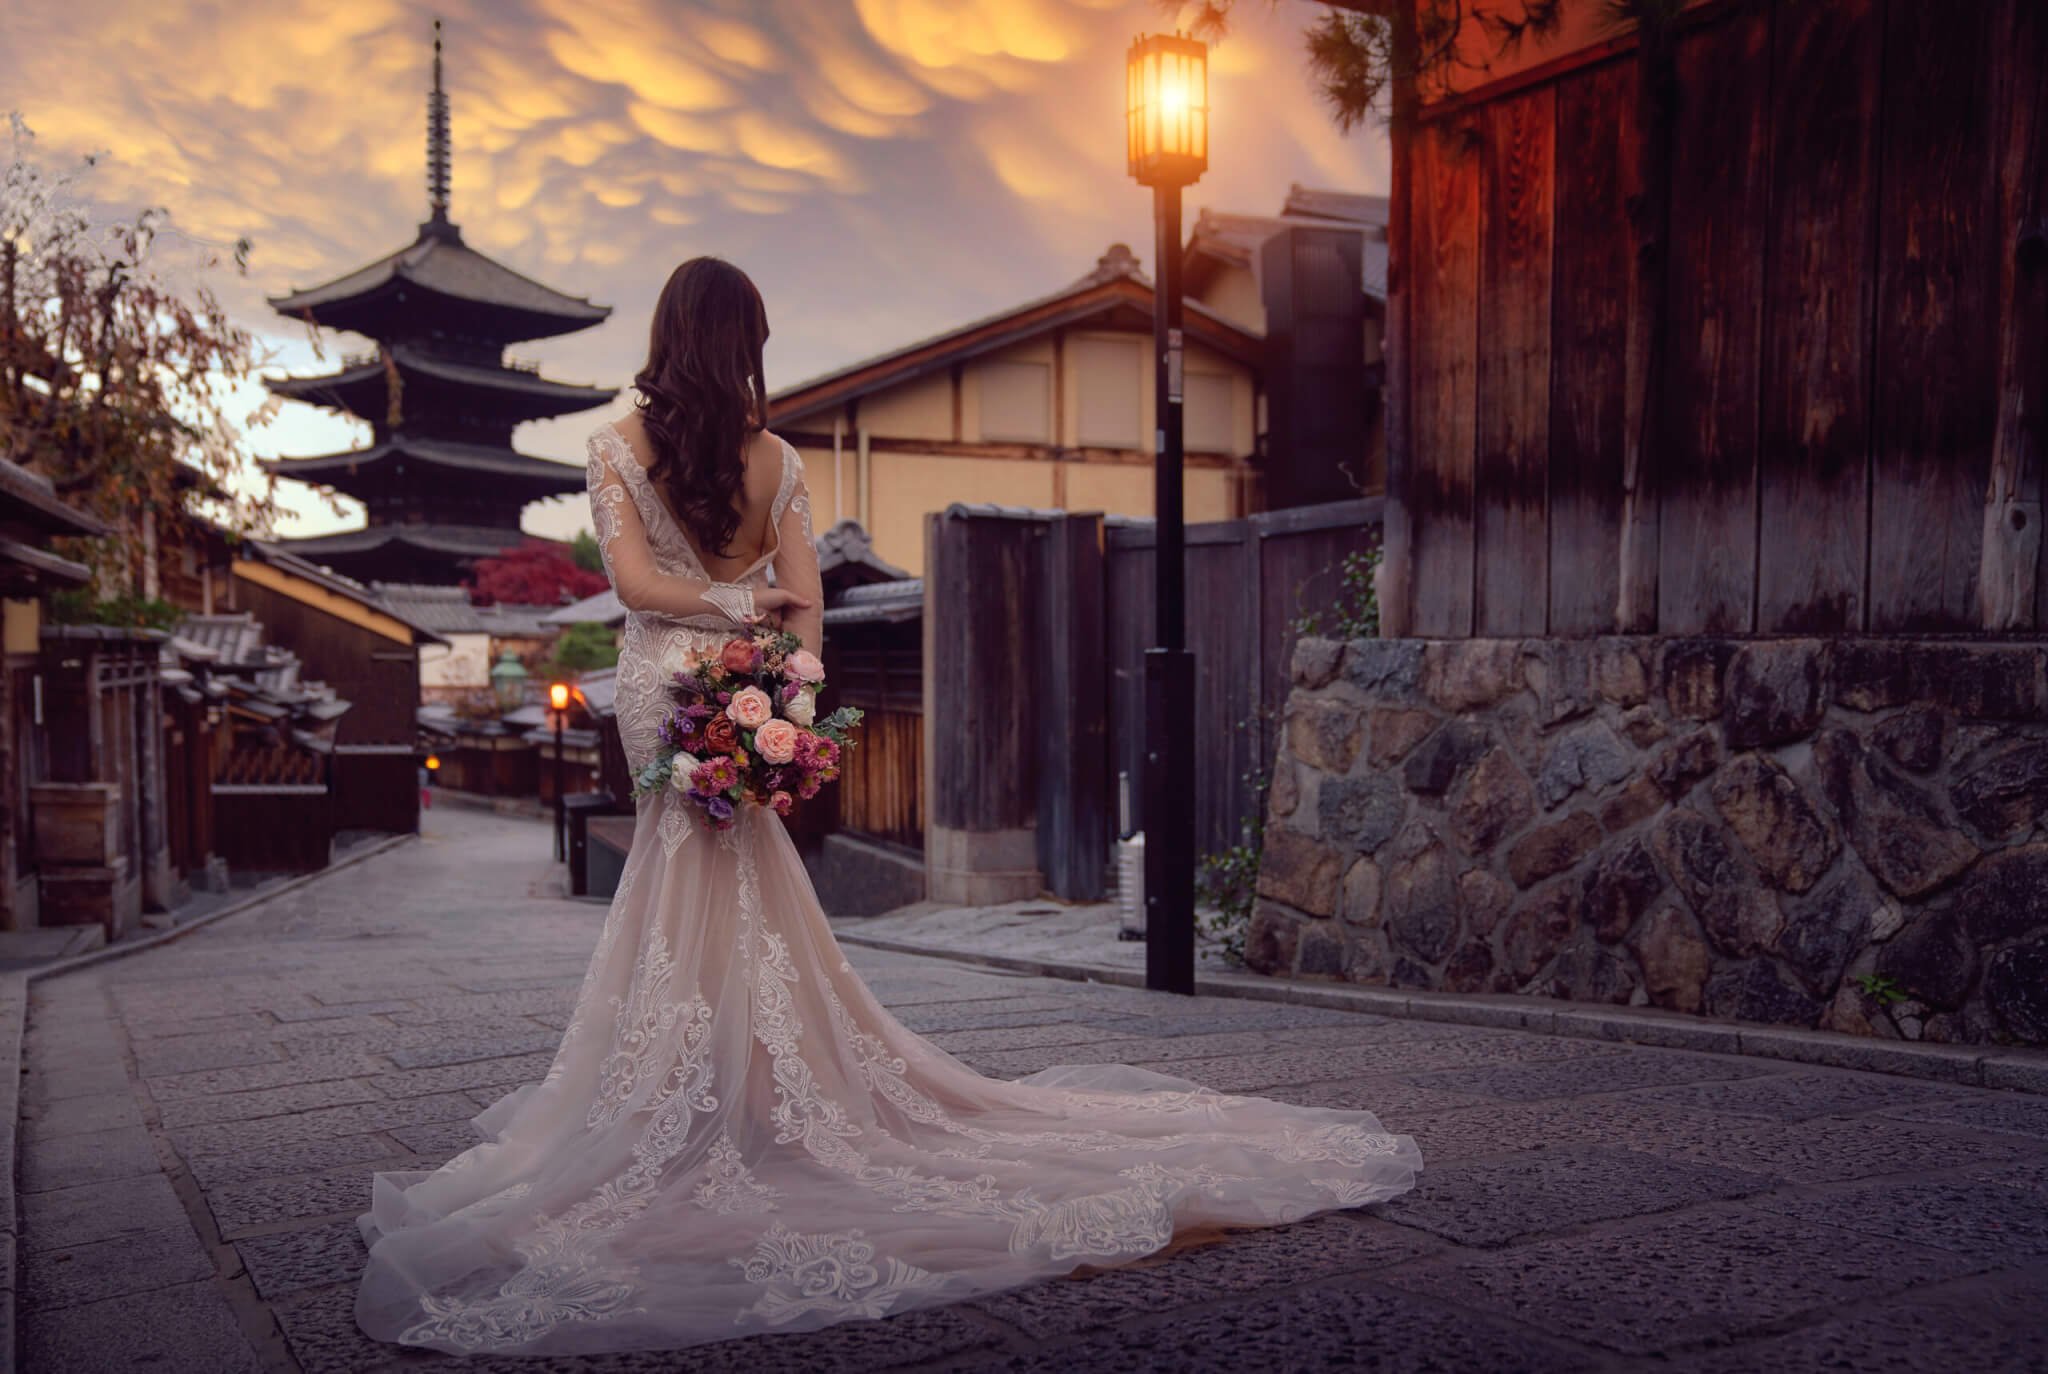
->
[[1125, 32, 1208, 189], [549, 682, 570, 712], [424, 754, 440, 772]]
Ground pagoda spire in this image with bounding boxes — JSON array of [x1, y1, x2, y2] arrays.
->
[[425, 18, 453, 230]]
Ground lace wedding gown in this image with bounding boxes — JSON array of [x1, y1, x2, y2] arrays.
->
[[353, 421, 1422, 1357]]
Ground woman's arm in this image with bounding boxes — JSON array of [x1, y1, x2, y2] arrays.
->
[[769, 448, 825, 657]]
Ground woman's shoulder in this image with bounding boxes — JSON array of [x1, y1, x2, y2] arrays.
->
[[589, 412, 651, 469]]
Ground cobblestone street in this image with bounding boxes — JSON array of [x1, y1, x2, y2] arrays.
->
[[16, 806, 2048, 1373]]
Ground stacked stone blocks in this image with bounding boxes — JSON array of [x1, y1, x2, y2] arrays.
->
[[1252, 635, 2048, 1048]]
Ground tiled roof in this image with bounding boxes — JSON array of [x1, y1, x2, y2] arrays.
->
[[823, 578, 923, 627], [265, 346, 615, 408], [1281, 185, 1391, 227], [572, 667, 618, 718], [371, 581, 570, 637], [240, 541, 450, 644], [541, 587, 624, 627], [175, 613, 268, 665], [815, 519, 910, 585], [274, 524, 525, 561], [0, 458, 109, 538], [771, 243, 1262, 425], [1188, 201, 1391, 302], [269, 228, 609, 325], [264, 438, 585, 490]]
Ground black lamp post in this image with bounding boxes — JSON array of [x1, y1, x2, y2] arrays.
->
[[1126, 32, 1208, 996], [548, 681, 569, 861]]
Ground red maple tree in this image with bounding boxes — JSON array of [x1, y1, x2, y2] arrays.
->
[[468, 541, 608, 606]]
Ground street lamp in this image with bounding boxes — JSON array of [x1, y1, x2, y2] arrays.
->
[[489, 650, 528, 715], [549, 681, 570, 862], [1126, 31, 1207, 996]]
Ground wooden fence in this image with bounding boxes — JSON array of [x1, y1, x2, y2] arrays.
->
[[1107, 498, 1381, 858], [824, 622, 923, 850], [923, 498, 1379, 901], [211, 785, 333, 873]]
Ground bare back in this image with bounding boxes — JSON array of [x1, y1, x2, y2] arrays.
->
[[609, 410, 786, 582]]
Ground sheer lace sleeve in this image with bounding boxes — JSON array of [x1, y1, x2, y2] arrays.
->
[[770, 442, 824, 656], [586, 430, 755, 624]]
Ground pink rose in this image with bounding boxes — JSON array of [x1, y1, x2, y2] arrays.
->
[[769, 790, 794, 816], [754, 718, 799, 765], [785, 649, 825, 684], [719, 638, 761, 674], [727, 686, 773, 730]]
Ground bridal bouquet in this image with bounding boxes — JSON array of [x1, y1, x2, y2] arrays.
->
[[630, 625, 863, 828]]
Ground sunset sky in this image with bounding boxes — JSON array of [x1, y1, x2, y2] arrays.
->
[[3, 0, 1388, 541]]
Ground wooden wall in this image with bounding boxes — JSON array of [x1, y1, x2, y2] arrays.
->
[[825, 621, 924, 851], [231, 576, 421, 744], [1387, 0, 2046, 637]]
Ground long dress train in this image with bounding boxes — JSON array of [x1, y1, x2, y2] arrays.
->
[[353, 422, 1422, 1357]]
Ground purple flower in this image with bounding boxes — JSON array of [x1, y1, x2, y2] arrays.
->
[[705, 795, 734, 821]]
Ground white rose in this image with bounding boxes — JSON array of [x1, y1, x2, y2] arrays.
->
[[668, 752, 702, 791], [785, 692, 816, 727]]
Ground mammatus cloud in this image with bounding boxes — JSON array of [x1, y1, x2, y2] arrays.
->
[[1, 0, 1387, 539]]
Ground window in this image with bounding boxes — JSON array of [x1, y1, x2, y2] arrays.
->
[[977, 361, 1050, 442], [1185, 372, 1234, 453], [1073, 337, 1144, 448]]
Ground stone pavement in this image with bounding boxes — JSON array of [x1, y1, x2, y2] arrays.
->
[[15, 806, 2048, 1373]]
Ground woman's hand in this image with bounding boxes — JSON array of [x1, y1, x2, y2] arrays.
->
[[750, 586, 815, 627]]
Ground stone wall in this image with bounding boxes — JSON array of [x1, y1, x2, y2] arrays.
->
[[1251, 636, 2048, 1048]]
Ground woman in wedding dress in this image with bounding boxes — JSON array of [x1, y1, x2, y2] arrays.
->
[[355, 257, 1422, 1358]]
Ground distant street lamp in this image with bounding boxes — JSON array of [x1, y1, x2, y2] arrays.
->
[[489, 650, 528, 715], [549, 680, 570, 862], [1126, 32, 1207, 996]]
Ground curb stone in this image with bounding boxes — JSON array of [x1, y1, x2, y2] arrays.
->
[[831, 930, 2048, 1098], [0, 830, 417, 1374]]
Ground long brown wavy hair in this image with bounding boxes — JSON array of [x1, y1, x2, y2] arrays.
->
[[632, 257, 770, 558]]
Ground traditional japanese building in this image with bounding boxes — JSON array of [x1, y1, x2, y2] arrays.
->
[[263, 23, 614, 586]]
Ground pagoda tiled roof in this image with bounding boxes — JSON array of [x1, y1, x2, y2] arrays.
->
[[268, 227, 609, 329], [264, 438, 585, 491], [264, 345, 615, 410], [272, 523, 528, 561]]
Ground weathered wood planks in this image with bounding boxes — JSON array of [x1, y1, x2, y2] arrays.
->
[[1409, 118, 1481, 638], [1656, 7, 1770, 635], [1982, 0, 2048, 630], [1475, 85, 1556, 635], [1547, 57, 1633, 637], [1755, 0, 1880, 633], [1868, 0, 2002, 631]]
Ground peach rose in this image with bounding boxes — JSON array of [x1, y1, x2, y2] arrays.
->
[[754, 718, 799, 765], [727, 686, 773, 729], [785, 649, 825, 684]]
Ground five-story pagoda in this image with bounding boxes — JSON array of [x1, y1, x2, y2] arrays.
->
[[263, 23, 615, 586]]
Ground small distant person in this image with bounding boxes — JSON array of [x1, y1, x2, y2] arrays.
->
[[417, 762, 431, 811]]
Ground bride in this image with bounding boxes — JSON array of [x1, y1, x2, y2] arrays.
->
[[354, 257, 1422, 1357]]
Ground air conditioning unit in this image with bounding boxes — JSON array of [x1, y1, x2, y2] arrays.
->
[[1116, 832, 1145, 941]]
